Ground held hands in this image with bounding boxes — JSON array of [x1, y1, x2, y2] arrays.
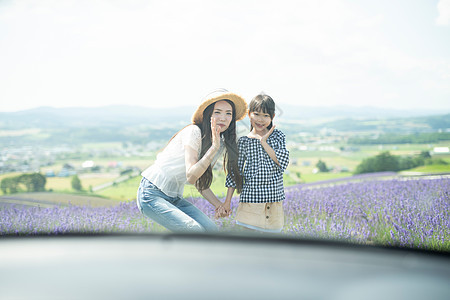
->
[[214, 204, 231, 219], [215, 188, 233, 219]]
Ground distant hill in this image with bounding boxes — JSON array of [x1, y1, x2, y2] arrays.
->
[[0, 105, 194, 129], [0, 105, 449, 146], [310, 114, 450, 133], [273, 103, 446, 121], [0, 104, 447, 129]]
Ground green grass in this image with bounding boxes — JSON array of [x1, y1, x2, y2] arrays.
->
[[42, 174, 122, 194], [35, 157, 449, 203], [95, 172, 230, 201], [3, 141, 447, 200], [96, 176, 142, 201], [183, 171, 229, 198], [407, 164, 450, 173], [45, 176, 114, 192], [95, 168, 357, 201], [300, 172, 354, 183]]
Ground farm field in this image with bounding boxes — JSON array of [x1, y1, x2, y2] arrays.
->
[[45, 174, 117, 192], [2, 176, 448, 252], [0, 192, 119, 208], [2, 141, 449, 200], [96, 176, 142, 201], [40, 159, 153, 176], [407, 164, 450, 173], [1, 134, 449, 252], [66, 150, 450, 201]]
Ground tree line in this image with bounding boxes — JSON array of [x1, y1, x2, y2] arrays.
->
[[1, 173, 46, 194], [1, 173, 85, 195], [354, 151, 446, 174]]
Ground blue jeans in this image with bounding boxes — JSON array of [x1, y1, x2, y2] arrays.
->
[[136, 177, 218, 232]]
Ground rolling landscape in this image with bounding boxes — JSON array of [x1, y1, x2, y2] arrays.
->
[[1, 104, 449, 250]]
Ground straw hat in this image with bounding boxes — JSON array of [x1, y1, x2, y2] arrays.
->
[[192, 89, 248, 124]]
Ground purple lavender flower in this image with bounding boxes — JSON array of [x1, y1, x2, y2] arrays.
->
[[1, 177, 448, 251]]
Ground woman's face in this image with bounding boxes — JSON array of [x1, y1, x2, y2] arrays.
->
[[249, 110, 272, 132], [212, 100, 233, 133]]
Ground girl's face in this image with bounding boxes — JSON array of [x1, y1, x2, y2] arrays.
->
[[212, 100, 233, 133], [249, 110, 272, 133]]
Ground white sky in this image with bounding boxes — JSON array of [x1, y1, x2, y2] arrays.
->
[[0, 0, 450, 112]]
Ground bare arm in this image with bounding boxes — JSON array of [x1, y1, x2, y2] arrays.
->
[[223, 187, 235, 216], [185, 118, 221, 184], [198, 187, 223, 209], [185, 141, 228, 217], [185, 144, 219, 184]]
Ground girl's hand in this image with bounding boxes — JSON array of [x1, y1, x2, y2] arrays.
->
[[223, 202, 231, 217], [211, 117, 221, 150], [260, 125, 275, 142], [214, 205, 228, 219]]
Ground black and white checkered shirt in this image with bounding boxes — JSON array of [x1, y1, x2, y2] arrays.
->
[[226, 129, 289, 203]]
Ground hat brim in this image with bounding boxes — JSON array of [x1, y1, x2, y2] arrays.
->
[[191, 92, 248, 124]]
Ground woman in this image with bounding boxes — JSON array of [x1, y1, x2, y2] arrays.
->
[[136, 89, 246, 232]]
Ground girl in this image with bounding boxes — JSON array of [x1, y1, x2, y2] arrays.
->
[[223, 93, 289, 233], [137, 89, 246, 232]]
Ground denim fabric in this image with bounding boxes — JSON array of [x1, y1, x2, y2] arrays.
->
[[136, 177, 218, 232]]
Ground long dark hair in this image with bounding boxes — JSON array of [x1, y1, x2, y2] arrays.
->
[[194, 100, 243, 193], [249, 94, 276, 131]]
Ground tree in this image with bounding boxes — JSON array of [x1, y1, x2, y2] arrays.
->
[[71, 175, 82, 191], [1, 173, 46, 194], [0, 179, 6, 194], [1, 177, 19, 194], [355, 151, 395, 174], [316, 159, 329, 172], [17, 173, 46, 192], [419, 151, 431, 159], [30, 173, 46, 192]]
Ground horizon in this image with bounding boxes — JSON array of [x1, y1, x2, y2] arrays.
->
[[1, 0, 450, 112], [1, 101, 449, 114], [1, 103, 449, 121]]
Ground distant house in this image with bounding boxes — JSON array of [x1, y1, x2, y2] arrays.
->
[[108, 161, 118, 168], [63, 163, 75, 170], [45, 170, 55, 177], [58, 169, 76, 177], [433, 147, 449, 155], [82, 161, 95, 168], [57, 163, 77, 177]]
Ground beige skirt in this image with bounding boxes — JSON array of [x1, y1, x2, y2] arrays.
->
[[235, 201, 284, 232]]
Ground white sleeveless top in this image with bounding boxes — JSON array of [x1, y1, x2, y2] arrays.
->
[[141, 124, 224, 198]]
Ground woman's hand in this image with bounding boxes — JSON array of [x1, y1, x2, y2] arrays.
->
[[211, 117, 221, 150]]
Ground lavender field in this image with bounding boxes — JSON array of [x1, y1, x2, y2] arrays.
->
[[1, 177, 449, 251]]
